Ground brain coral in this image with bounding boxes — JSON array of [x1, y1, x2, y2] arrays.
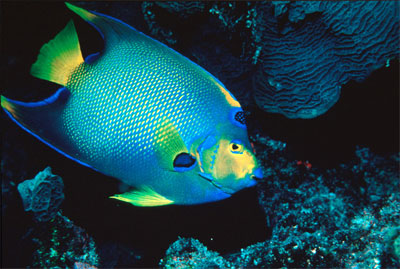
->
[[17, 167, 64, 222], [253, 1, 399, 118]]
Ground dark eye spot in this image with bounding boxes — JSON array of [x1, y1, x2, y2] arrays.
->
[[231, 144, 239, 150], [173, 153, 196, 172], [234, 111, 246, 125]]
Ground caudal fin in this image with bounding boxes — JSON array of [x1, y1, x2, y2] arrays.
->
[[30, 20, 84, 86]]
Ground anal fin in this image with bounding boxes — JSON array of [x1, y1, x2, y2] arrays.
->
[[110, 186, 174, 207]]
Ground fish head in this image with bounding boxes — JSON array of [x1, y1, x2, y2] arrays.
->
[[191, 124, 262, 195]]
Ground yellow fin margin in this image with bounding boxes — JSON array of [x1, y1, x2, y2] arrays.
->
[[110, 186, 174, 207], [1, 96, 15, 116]]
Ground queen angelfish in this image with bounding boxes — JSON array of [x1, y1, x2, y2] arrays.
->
[[1, 3, 263, 206]]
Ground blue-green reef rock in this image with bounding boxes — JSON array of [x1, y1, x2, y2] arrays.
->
[[17, 166, 64, 222]]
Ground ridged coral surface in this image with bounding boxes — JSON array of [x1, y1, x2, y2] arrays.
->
[[17, 166, 64, 222], [253, 1, 399, 118]]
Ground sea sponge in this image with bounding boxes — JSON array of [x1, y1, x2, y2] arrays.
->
[[253, 1, 400, 118], [17, 167, 64, 222]]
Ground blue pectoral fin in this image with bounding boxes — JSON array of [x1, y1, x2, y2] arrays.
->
[[1, 88, 96, 170]]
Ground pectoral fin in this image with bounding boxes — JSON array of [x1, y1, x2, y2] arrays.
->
[[153, 119, 189, 171], [110, 186, 174, 207]]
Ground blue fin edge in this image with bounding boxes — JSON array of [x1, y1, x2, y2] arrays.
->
[[7, 87, 70, 108], [85, 52, 100, 64], [2, 90, 99, 172]]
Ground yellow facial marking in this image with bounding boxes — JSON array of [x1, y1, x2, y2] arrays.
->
[[199, 138, 256, 182], [217, 140, 255, 180]]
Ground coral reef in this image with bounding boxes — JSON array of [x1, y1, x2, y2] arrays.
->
[[10, 168, 100, 268], [1, 2, 398, 268], [160, 237, 230, 268], [31, 213, 99, 268], [253, 1, 400, 118], [141, 1, 399, 118], [17, 166, 64, 222], [160, 136, 400, 267]]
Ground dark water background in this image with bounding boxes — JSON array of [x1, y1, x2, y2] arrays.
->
[[1, 2, 398, 267]]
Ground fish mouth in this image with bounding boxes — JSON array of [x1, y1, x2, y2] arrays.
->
[[251, 168, 263, 180]]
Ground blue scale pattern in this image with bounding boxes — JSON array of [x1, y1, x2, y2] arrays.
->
[[63, 33, 233, 184]]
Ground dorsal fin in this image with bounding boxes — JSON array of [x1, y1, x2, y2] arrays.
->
[[65, 2, 139, 49]]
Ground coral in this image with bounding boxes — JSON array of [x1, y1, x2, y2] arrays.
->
[[140, 1, 399, 118], [31, 213, 99, 268], [342, 194, 400, 268], [160, 237, 230, 268], [10, 167, 100, 268], [17, 166, 64, 222], [253, 1, 400, 118]]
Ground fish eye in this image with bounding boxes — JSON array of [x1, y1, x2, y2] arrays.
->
[[229, 140, 244, 154]]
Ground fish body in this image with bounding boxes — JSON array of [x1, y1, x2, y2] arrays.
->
[[2, 3, 262, 206]]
